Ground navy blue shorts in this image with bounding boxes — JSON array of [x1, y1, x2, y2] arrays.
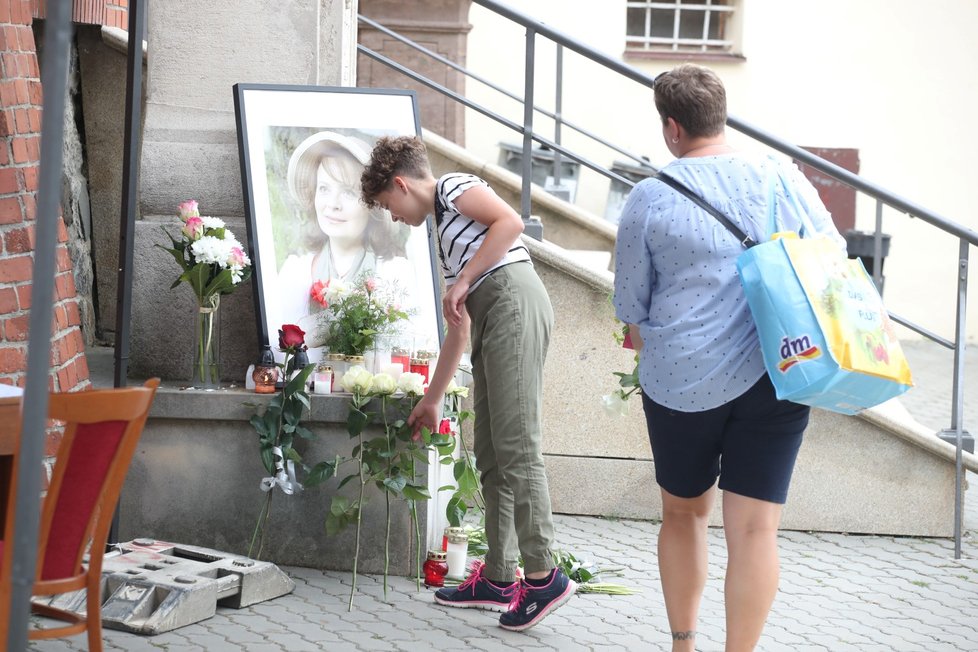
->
[[641, 374, 810, 504]]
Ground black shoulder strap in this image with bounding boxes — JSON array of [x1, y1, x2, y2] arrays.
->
[[656, 173, 757, 249]]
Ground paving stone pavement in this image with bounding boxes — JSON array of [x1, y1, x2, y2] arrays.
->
[[23, 340, 978, 651]]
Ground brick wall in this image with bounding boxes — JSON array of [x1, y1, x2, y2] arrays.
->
[[31, 0, 129, 29], [1, 0, 92, 401]]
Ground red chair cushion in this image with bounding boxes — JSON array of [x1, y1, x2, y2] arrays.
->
[[41, 420, 126, 581]]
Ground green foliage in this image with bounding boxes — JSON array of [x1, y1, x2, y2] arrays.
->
[[319, 276, 410, 356]]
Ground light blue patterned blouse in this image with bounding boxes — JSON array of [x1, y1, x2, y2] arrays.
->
[[613, 153, 845, 412]]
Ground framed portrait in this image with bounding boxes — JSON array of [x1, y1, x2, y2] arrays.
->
[[233, 84, 441, 365]]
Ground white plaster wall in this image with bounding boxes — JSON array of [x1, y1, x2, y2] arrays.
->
[[463, 0, 978, 340]]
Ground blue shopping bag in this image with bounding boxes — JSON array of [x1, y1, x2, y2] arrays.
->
[[737, 233, 913, 415]]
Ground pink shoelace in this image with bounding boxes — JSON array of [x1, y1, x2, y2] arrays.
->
[[501, 579, 529, 610], [456, 560, 489, 596]]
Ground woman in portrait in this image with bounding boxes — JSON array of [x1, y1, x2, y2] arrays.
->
[[276, 131, 413, 351]]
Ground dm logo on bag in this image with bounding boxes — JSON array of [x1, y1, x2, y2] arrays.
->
[[777, 335, 822, 372]]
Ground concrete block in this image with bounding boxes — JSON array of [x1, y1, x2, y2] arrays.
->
[[119, 386, 426, 575]]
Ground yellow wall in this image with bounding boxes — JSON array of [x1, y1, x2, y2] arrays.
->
[[463, 0, 978, 340]]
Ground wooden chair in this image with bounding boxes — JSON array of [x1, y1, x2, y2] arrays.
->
[[0, 379, 159, 651]]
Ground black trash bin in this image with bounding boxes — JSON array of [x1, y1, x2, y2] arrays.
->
[[844, 229, 891, 293]]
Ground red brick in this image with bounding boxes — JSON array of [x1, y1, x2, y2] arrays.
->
[[56, 246, 71, 271], [0, 288, 17, 314], [0, 82, 15, 107], [66, 361, 79, 390], [0, 2, 10, 23], [0, 197, 23, 224], [9, 26, 24, 51], [11, 137, 30, 164], [0, 110, 11, 137], [64, 299, 80, 326], [0, 346, 26, 373], [56, 365, 70, 390], [27, 80, 40, 104], [25, 136, 39, 160], [0, 168, 20, 194], [53, 304, 67, 330], [26, 55, 38, 80], [54, 270, 75, 300], [13, 109, 28, 134], [20, 192, 34, 219], [27, 107, 40, 132], [13, 79, 29, 105], [0, 143, 8, 165], [4, 225, 34, 254], [0, 255, 32, 282], [75, 353, 89, 382], [56, 219, 67, 242], [15, 283, 30, 309], [21, 166, 37, 191], [3, 314, 29, 341]]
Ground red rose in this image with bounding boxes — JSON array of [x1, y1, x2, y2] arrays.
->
[[278, 324, 306, 352], [438, 418, 454, 436], [310, 280, 329, 308]]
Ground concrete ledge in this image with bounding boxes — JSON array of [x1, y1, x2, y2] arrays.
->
[[121, 386, 425, 574]]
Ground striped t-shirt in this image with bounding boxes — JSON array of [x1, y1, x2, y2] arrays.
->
[[434, 173, 531, 292]]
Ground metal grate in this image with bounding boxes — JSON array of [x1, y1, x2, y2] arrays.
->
[[626, 0, 735, 53]]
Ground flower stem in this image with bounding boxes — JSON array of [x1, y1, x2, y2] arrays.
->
[[349, 392, 366, 612], [250, 490, 273, 560], [411, 500, 421, 591], [383, 395, 391, 601]]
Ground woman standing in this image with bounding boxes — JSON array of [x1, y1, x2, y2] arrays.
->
[[613, 64, 844, 651]]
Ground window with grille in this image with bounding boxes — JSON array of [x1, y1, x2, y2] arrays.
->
[[626, 1, 737, 55]]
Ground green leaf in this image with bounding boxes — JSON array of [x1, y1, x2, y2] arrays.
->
[[445, 494, 467, 527], [259, 445, 275, 475], [402, 484, 431, 502], [337, 473, 358, 490], [330, 494, 350, 516], [347, 407, 369, 438], [249, 414, 269, 439], [304, 460, 337, 487], [294, 425, 315, 440], [383, 475, 408, 494], [325, 512, 346, 537]]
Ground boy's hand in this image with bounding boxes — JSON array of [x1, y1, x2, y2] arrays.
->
[[443, 279, 470, 328], [407, 395, 442, 439]]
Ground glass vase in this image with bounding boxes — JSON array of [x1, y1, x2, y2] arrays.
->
[[192, 294, 221, 388]]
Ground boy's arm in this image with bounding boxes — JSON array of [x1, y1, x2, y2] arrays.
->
[[407, 309, 470, 436], [442, 185, 524, 327]]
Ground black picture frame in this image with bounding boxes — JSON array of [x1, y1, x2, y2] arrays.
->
[[232, 84, 443, 364]]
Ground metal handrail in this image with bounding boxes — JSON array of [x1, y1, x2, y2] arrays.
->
[[361, 0, 973, 556]]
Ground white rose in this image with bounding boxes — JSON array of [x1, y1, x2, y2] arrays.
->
[[325, 280, 350, 304], [397, 372, 426, 396], [369, 372, 396, 396], [342, 365, 373, 393], [601, 392, 630, 418], [446, 378, 469, 398]]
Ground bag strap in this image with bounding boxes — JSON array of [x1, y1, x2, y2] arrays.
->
[[656, 173, 758, 249]]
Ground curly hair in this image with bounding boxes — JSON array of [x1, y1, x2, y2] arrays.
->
[[653, 64, 727, 138], [360, 136, 431, 208]]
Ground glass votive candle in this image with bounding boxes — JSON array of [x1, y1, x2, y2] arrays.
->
[[409, 357, 430, 384], [445, 528, 469, 580], [325, 353, 346, 392], [252, 363, 279, 394], [423, 550, 449, 588], [391, 346, 411, 371], [312, 364, 332, 395]]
